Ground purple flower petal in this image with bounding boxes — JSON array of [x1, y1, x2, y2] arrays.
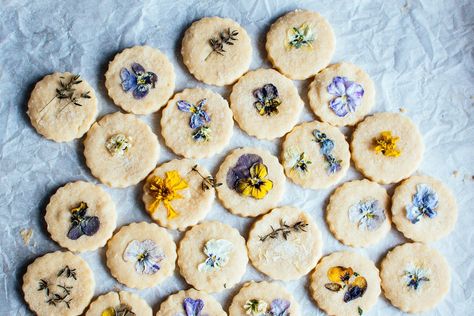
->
[[177, 100, 193, 112], [226, 154, 263, 189], [346, 81, 364, 101], [133, 85, 149, 99], [327, 76, 347, 96], [120, 68, 137, 92], [67, 224, 83, 240], [81, 216, 100, 236], [329, 97, 349, 117], [183, 298, 204, 316], [346, 98, 359, 113], [270, 299, 291, 316], [263, 83, 279, 99], [253, 88, 265, 102], [190, 114, 205, 129], [132, 62, 145, 75], [197, 98, 207, 109]]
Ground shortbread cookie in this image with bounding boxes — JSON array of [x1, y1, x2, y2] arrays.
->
[[142, 159, 215, 230], [380, 243, 450, 313], [22, 251, 94, 316], [391, 175, 457, 243], [281, 121, 350, 189], [156, 288, 226, 316], [310, 251, 381, 316], [351, 112, 424, 184], [229, 281, 299, 316], [326, 180, 391, 247], [181, 17, 252, 86], [308, 62, 375, 126], [84, 112, 160, 188], [266, 10, 335, 80], [229, 68, 303, 140], [161, 88, 233, 158], [215, 147, 286, 217], [177, 221, 248, 293], [105, 46, 175, 114], [45, 181, 116, 252], [27, 72, 98, 142], [85, 291, 152, 316], [106, 222, 176, 289], [247, 206, 322, 281]]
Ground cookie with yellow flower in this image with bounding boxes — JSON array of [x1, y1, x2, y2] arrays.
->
[[215, 147, 286, 217], [85, 291, 152, 316], [351, 112, 424, 184], [156, 288, 226, 316], [142, 159, 215, 230], [105, 222, 176, 289], [247, 206, 322, 281], [310, 251, 381, 316], [266, 10, 335, 80]]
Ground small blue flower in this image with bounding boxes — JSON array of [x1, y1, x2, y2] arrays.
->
[[313, 129, 342, 174], [327, 76, 364, 117], [403, 265, 430, 291], [349, 200, 386, 231], [406, 184, 439, 224], [183, 297, 204, 316], [177, 99, 211, 129], [120, 63, 158, 99]]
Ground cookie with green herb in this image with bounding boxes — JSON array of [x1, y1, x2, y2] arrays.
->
[[85, 291, 152, 316], [22, 251, 94, 316], [45, 181, 116, 252], [181, 16, 252, 86], [156, 288, 226, 316], [27, 72, 98, 142], [247, 206, 322, 281], [266, 10, 335, 80], [230, 68, 304, 140], [105, 45, 175, 114]]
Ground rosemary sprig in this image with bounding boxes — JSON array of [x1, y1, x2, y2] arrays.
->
[[191, 165, 222, 191], [259, 219, 308, 242], [57, 265, 77, 280], [205, 28, 239, 60]]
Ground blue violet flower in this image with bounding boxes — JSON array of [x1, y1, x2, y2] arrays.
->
[[406, 184, 439, 224], [183, 297, 205, 316], [120, 63, 158, 99], [349, 200, 386, 231], [177, 99, 212, 142], [313, 129, 342, 174], [327, 76, 364, 117]]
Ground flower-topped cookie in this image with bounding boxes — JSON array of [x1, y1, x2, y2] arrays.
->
[[85, 291, 152, 316], [156, 288, 226, 316], [216, 147, 286, 217]]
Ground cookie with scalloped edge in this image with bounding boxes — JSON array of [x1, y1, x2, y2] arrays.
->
[[156, 288, 226, 316], [85, 291, 152, 316]]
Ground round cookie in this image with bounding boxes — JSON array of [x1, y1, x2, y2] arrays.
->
[[380, 243, 450, 313], [281, 121, 350, 189], [229, 281, 299, 316], [85, 291, 152, 316], [27, 72, 98, 142], [266, 10, 335, 80], [106, 222, 176, 289], [142, 159, 215, 230], [105, 45, 175, 114], [177, 221, 248, 293], [156, 288, 226, 316], [22, 251, 94, 316], [181, 16, 252, 86], [247, 206, 322, 281], [391, 175, 457, 243], [161, 88, 233, 158], [84, 112, 160, 188], [326, 179, 391, 248], [351, 112, 424, 184], [229, 68, 303, 140], [45, 181, 116, 252], [308, 62, 375, 126], [310, 251, 381, 316], [215, 147, 286, 217]]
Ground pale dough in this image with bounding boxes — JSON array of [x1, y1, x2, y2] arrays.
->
[[380, 242, 450, 313], [266, 10, 335, 80], [22, 251, 95, 316], [229, 68, 303, 140], [156, 288, 226, 316], [161, 88, 233, 158], [177, 221, 248, 293], [247, 206, 322, 281], [351, 112, 424, 184], [83, 112, 160, 188], [106, 222, 176, 289], [27, 72, 98, 142], [105, 46, 175, 114], [181, 17, 252, 86], [45, 181, 117, 252], [85, 291, 152, 316]]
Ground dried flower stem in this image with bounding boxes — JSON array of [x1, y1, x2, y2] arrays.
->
[[259, 219, 308, 242], [205, 28, 239, 60], [191, 165, 222, 191]]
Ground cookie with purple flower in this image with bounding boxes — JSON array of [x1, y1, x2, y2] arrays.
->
[[308, 62, 375, 126], [391, 175, 457, 243], [156, 288, 226, 316], [105, 46, 175, 114]]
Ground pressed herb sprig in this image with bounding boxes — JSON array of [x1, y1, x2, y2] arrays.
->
[[57, 265, 77, 280], [191, 165, 222, 191], [259, 219, 308, 242], [205, 28, 239, 60], [38, 279, 50, 296], [38, 265, 77, 309]]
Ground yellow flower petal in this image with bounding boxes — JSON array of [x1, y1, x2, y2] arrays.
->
[[164, 201, 178, 219], [250, 163, 268, 179], [101, 307, 116, 316], [351, 276, 367, 289], [328, 266, 353, 283]]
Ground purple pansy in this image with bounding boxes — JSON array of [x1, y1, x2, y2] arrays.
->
[[253, 84, 281, 116], [226, 154, 263, 189], [67, 202, 100, 240], [327, 76, 364, 117], [183, 298, 204, 316], [120, 62, 158, 99], [177, 99, 211, 129], [269, 299, 291, 316]]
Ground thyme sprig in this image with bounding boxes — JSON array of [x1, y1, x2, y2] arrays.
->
[[191, 165, 222, 191], [57, 265, 77, 280], [205, 28, 239, 60], [259, 219, 308, 242], [37, 266, 76, 309]]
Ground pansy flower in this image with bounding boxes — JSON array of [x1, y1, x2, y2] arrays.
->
[[286, 23, 314, 49], [313, 129, 342, 174], [243, 299, 268, 316], [67, 202, 100, 240], [147, 171, 189, 219], [253, 84, 281, 116], [183, 298, 205, 316], [284, 147, 312, 175], [403, 264, 430, 290], [406, 184, 439, 224], [123, 239, 165, 274], [349, 199, 386, 231], [324, 266, 367, 303], [269, 299, 291, 316], [177, 99, 211, 129], [327, 76, 364, 117], [374, 131, 401, 157], [120, 63, 157, 99], [198, 239, 233, 272]]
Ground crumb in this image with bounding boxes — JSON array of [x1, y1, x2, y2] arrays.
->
[[20, 228, 33, 245], [452, 170, 459, 177], [399, 107, 407, 113]]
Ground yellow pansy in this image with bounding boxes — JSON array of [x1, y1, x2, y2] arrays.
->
[[328, 266, 354, 284], [374, 131, 401, 157], [236, 163, 273, 199], [147, 170, 189, 219]]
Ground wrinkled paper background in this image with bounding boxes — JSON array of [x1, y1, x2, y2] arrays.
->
[[1, 0, 473, 315]]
